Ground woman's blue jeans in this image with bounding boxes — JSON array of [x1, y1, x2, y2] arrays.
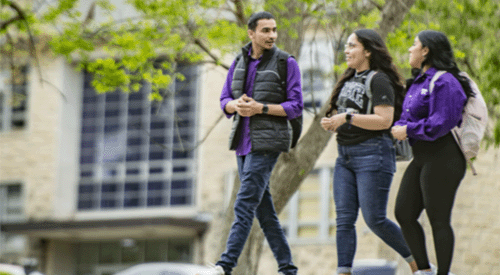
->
[[334, 135, 413, 274], [217, 150, 298, 275]]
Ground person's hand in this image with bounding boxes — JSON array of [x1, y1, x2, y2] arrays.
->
[[391, 125, 408, 140], [321, 113, 346, 132], [235, 94, 262, 117]]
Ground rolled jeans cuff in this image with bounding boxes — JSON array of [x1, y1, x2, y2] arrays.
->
[[404, 255, 415, 263], [337, 267, 352, 274]]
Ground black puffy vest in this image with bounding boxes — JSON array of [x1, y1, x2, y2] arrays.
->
[[228, 43, 293, 152]]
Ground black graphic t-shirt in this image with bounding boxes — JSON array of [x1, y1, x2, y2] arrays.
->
[[336, 70, 395, 145]]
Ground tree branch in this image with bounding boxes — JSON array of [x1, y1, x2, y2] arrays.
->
[[0, 0, 25, 31], [193, 38, 230, 70], [232, 0, 246, 27], [1, 0, 45, 93]]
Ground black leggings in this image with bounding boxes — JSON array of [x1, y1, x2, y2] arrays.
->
[[395, 133, 466, 275]]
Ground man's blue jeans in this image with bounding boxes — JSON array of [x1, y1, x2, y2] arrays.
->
[[334, 135, 413, 274], [217, 150, 298, 275]]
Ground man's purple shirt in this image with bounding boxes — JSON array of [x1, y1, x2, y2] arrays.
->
[[395, 67, 466, 143], [220, 50, 303, 156]]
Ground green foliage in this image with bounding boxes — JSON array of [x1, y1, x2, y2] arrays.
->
[[44, 0, 247, 94]]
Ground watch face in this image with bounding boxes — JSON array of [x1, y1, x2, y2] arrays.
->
[[263, 104, 269, 114]]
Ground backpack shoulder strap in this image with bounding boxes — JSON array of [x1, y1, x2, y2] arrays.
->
[[234, 53, 243, 64], [276, 50, 292, 92], [364, 70, 378, 115], [429, 70, 447, 93]]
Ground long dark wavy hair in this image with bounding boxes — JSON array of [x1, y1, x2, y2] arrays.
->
[[325, 29, 405, 120], [408, 30, 474, 99]]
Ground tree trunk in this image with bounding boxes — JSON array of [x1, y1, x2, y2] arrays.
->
[[215, 1, 417, 274]]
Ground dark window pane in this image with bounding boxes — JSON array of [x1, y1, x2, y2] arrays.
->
[[173, 166, 187, 173], [81, 140, 95, 148], [176, 104, 191, 113], [100, 199, 116, 208], [149, 137, 165, 144], [150, 121, 166, 129], [80, 155, 95, 164], [147, 197, 163, 206], [82, 125, 98, 133], [78, 200, 94, 210], [128, 92, 144, 100], [127, 137, 142, 146], [102, 183, 118, 193], [149, 151, 165, 160], [148, 181, 163, 190], [80, 171, 92, 177], [105, 93, 120, 102], [83, 110, 97, 119], [104, 124, 119, 133], [126, 152, 142, 161], [125, 183, 140, 191], [79, 185, 94, 193], [126, 169, 140, 175], [105, 109, 120, 117], [172, 150, 190, 159], [128, 108, 144, 116], [149, 167, 163, 174], [171, 180, 189, 190], [127, 121, 143, 130], [170, 196, 189, 206], [124, 198, 140, 208], [175, 119, 192, 128], [83, 96, 98, 104]]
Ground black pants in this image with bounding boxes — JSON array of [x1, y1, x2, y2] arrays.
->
[[395, 133, 466, 275]]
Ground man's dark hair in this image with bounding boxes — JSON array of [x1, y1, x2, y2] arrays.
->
[[247, 11, 275, 31]]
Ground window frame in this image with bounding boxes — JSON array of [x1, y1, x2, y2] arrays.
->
[[77, 64, 200, 212]]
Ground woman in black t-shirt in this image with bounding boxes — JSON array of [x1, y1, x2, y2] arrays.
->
[[320, 29, 417, 275]]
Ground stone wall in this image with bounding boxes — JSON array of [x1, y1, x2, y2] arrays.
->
[[0, 56, 64, 221]]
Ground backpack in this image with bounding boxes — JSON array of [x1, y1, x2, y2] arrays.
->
[[234, 51, 303, 148], [430, 71, 488, 175], [364, 71, 413, 161], [276, 51, 303, 148]]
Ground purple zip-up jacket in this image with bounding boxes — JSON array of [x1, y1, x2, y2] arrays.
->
[[220, 50, 303, 156], [395, 67, 466, 143]]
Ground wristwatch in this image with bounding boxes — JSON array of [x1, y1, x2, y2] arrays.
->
[[262, 103, 269, 114], [345, 112, 353, 124]]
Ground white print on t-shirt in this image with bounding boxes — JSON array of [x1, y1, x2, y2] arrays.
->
[[421, 88, 429, 95], [337, 81, 366, 110]]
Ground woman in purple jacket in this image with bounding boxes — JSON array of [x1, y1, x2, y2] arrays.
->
[[391, 30, 474, 275]]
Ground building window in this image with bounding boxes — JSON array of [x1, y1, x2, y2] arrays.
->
[[298, 39, 334, 111], [0, 67, 29, 132], [0, 183, 24, 222], [75, 238, 192, 275], [0, 183, 26, 260], [279, 167, 335, 244], [77, 64, 199, 211]]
